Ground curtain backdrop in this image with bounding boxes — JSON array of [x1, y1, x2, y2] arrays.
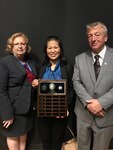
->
[[0, 0, 113, 64]]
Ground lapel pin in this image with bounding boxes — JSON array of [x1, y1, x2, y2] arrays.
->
[[104, 62, 107, 65]]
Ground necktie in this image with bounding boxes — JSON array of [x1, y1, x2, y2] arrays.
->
[[94, 55, 101, 79], [24, 63, 36, 83]]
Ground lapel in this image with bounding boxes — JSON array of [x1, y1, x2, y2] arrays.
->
[[10, 55, 26, 74], [60, 65, 67, 79], [27, 59, 37, 75], [86, 51, 96, 85], [86, 48, 113, 88], [10, 55, 37, 75], [95, 47, 112, 88], [39, 65, 46, 78]]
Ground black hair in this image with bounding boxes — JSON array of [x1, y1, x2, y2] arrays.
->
[[42, 35, 67, 65]]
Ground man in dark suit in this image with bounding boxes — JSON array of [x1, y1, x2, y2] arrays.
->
[[73, 22, 113, 150]]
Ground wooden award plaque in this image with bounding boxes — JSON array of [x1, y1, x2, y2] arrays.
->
[[37, 80, 67, 117]]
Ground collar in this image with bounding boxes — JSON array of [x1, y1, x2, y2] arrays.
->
[[92, 45, 107, 60]]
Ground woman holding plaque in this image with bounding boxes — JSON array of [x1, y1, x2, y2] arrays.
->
[[32, 35, 75, 150]]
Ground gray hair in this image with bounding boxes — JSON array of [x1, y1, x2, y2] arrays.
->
[[86, 21, 108, 35]]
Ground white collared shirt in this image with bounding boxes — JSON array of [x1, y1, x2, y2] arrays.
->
[[92, 45, 107, 66]]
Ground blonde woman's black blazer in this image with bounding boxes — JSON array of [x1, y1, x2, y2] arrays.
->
[[0, 55, 37, 121]]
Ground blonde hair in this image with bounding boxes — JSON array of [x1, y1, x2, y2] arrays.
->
[[6, 32, 31, 54], [86, 21, 108, 36]]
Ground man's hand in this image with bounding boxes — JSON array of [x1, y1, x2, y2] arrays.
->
[[86, 99, 103, 115], [95, 109, 105, 117]]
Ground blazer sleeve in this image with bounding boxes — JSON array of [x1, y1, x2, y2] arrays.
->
[[0, 60, 14, 121], [66, 63, 76, 109]]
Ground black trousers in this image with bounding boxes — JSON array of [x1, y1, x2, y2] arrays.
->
[[38, 117, 67, 150]]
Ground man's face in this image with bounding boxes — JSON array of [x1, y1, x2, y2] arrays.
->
[[87, 27, 108, 53]]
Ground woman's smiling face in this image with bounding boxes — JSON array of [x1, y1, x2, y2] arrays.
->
[[46, 40, 61, 62], [12, 36, 27, 59]]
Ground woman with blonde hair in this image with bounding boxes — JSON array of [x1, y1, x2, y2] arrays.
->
[[0, 32, 37, 150]]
